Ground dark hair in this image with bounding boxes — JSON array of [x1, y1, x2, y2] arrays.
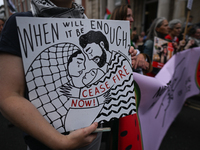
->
[[132, 34, 139, 43], [79, 31, 109, 51], [0, 18, 5, 23], [188, 25, 200, 36], [189, 15, 193, 19], [110, 4, 131, 20], [67, 50, 82, 68]]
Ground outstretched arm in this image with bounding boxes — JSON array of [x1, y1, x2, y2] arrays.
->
[[0, 53, 98, 150]]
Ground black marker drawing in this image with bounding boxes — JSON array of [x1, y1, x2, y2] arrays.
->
[[17, 18, 136, 132], [155, 57, 186, 127], [60, 31, 136, 130]]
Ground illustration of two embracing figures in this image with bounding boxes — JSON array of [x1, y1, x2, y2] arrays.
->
[[28, 30, 136, 132]]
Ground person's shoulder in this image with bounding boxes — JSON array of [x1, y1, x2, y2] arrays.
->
[[3, 11, 33, 32], [6, 11, 33, 23], [144, 39, 153, 46], [0, 11, 33, 56], [11, 11, 33, 17], [3, 11, 33, 31]]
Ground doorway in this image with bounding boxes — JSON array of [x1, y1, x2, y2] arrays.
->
[[144, 1, 158, 33]]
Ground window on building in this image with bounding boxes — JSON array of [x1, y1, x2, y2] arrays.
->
[[144, 1, 158, 32]]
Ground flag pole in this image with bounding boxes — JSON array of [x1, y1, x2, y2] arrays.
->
[[183, 10, 191, 41], [181, 0, 193, 51]]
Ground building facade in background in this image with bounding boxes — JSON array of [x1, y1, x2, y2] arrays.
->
[[1, 0, 200, 33], [84, 0, 200, 33], [3, 0, 30, 19]]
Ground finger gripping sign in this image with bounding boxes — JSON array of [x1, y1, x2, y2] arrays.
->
[[16, 17, 136, 132]]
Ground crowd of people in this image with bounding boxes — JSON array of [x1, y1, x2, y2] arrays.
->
[[130, 15, 200, 76], [0, 1, 199, 150], [108, 4, 200, 79]]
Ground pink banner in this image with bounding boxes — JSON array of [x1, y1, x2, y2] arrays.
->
[[133, 47, 200, 150]]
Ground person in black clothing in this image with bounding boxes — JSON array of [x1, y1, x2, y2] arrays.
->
[[0, 1, 100, 150], [0, 1, 138, 149]]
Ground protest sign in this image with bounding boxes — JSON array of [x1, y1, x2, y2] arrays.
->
[[134, 47, 200, 150], [16, 17, 136, 132], [152, 37, 174, 69], [187, 0, 193, 10]]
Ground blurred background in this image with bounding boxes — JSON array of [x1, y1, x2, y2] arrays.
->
[[0, 0, 199, 150], [0, 0, 200, 34]]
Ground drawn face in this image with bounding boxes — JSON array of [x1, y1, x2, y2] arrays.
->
[[163, 46, 168, 55], [83, 42, 107, 67], [83, 43, 102, 61], [68, 53, 86, 77], [82, 69, 97, 85]]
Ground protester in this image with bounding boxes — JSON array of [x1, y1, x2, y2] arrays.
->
[[183, 15, 193, 28], [106, 4, 152, 150], [0, 18, 5, 34], [179, 24, 200, 50], [0, 1, 139, 150], [132, 32, 147, 54], [0, 0, 138, 149], [186, 25, 200, 48], [0, 1, 99, 150], [132, 34, 144, 51], [110, 4, 152, 75], [131, 27, 137, 42], [143, 17, 169, 76], [165, 19, 186, 52], [140, 31, 147, 42]]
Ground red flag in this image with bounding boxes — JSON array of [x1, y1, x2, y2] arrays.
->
[[104, 8, 111, 20], [106, 8, 111, 15]]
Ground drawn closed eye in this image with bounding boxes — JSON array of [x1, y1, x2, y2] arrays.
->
[[77, 61, 82, 64], [77, 61, 83, 67], [91, 70, 96, 76]]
